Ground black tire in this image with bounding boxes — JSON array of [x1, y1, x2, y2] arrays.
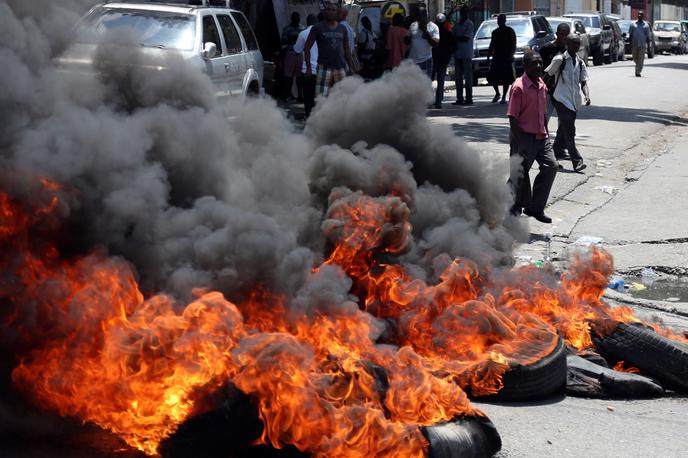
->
[[592, 48, 604, 66], [603, 49, 612, 64], [423, 415, 502, 458], [593, 322, 688, 392], [647, 44, 655, 58], [485, 336, 567, 401]]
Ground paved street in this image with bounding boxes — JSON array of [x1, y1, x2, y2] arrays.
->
[[429, 53, 688, 457]]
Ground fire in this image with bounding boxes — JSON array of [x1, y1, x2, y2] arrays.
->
[[613, 361, 641, 373], [1, 180, 684, 456]]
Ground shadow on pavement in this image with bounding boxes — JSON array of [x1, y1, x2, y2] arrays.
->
[[644, 61, 688, 71], [578, 105, 688, 126]]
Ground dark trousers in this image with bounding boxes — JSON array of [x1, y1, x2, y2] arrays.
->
[[454, 57, 473, 102], [300, 74, 316, 117], [417, 58, 433, 79], [552, 99, 583, 162], [432, 62, 448, 106], [508, 131, 558, 213]]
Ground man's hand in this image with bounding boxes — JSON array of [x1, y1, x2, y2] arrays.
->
[[584, 96, 591, 106], [306, 66, 313, 76]]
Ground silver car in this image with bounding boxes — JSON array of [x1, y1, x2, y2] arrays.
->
[[58, 1, 263, 99]]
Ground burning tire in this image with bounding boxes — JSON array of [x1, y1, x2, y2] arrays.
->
[[593, 322, 688, 392], [488, 336, 567, 401], [422, 415, 502, 458], [566, 354, 664, 398]]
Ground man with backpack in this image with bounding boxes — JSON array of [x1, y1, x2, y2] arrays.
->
[[544, 34, 590, 173], [539, 22, 570, 131]]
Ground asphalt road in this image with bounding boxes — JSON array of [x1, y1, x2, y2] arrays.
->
[[429, 53, 688, 457]]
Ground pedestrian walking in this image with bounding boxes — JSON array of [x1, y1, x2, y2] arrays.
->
[[304, 2, 354, 97], [293, 14, 319, 117], [357, 16, 380, 79], [385, 13, 408, 70], [407, 6, 439, 79], [431, 13, 454, 108], [280, 12, 305, 100], [452, 6, 474, 105], [539, 22, 571, 128], [338, 6, 359, 73], [629, 11, 652, 77], [486, 14, 516, 104], [507, 51, 558, 223], [544, 34, 590, 173]]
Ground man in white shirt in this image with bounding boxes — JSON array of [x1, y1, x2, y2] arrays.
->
[[294, 14, 319, 117], [407, 6, 440, 79], [545, 34, 590, 173]]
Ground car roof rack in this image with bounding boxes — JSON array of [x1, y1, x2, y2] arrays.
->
[[492, 11, 537, 18]]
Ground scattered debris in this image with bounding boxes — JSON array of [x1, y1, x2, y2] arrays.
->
[[595, 185, 620, 195], [607, 406, 615, 412], [641, 267, 660, 287], [608, 278, 625, 291], [666, 297, 680, 302], [628, 282, 647, 291], [573, 236, 604, 247]]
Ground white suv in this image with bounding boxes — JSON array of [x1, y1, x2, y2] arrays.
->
[[59, 1, 263, 99]]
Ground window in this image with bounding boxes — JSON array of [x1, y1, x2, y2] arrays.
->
[[475, 19, 532, 39], [217, 14, 243, 54], [202, 15, 223, 56], [75, 7, 195, 50], [231, 12, 258, 50]]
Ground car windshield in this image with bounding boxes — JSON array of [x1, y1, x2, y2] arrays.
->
[[547, 19, 570, 31], [75, 7, 196, 50], [568, 16, 600, 29], [475, 19, 532, 39], [654, 22, 680, 32], [617, 20, 633, 33]]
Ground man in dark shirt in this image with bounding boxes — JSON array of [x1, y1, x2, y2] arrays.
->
[[304, 2, 354, 96], [432, 13, 454, 108], [487, 14, 516, 104], [539, 22, 570, 69]]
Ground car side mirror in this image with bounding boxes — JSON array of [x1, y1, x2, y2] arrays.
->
[[202, 42, 217, 60], [603, 24, 611, 30], [535, 30, 548, 38]]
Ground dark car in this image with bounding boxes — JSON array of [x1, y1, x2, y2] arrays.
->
[[563, 12, 613, 65], [617, 19, 655, 58], [606, 17, 626, 61], [546, 16, 591, 63], [472, 13, 555, 85]]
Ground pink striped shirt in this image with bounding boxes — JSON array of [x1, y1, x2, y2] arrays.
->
[[507, 74, 548, 139]]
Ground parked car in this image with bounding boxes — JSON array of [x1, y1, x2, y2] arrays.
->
[[607, 18, 626, 61], [653, 20, 686, 54], [563, 12, 614, 65], [682, 21, 688, 53], [617, 19, 655, 58], [472, 13, 555, 85], [546, 16, 591, 63], [58, 1, 264, 99]]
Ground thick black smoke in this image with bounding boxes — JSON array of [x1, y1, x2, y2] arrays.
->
[[0, 1, 532, 452]]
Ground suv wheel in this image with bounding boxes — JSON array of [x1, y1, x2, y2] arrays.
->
[[603, 48, 612, 64]]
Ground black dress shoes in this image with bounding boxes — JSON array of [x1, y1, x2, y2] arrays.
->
[[523, 208, 552, 224]]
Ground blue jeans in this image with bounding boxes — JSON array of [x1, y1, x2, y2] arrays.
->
[[432, 62, 448, 106], [454, 57, 473, 102], [417, 58, 433, 79]]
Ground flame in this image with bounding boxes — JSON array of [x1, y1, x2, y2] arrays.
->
[[2, 181, 686, 457], [613, 361, 641, 374]]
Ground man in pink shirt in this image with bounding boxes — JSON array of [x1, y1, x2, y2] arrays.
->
[[506, 51, 558, 224]]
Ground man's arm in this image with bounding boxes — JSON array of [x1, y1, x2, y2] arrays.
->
[[424, 23, 439, 47], [343, 29, 354, 74], [304, 28, 316, 75], [581, 81, 590, 105], [453, 24, 469, 42], [544, 54, 563, 75]]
